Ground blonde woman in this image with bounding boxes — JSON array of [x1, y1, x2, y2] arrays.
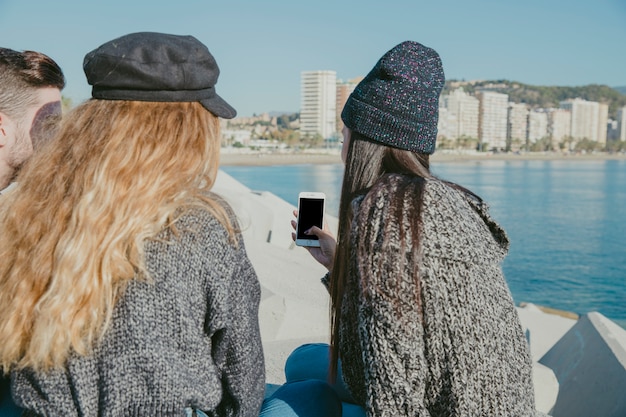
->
[[0, 32, 264, 417]]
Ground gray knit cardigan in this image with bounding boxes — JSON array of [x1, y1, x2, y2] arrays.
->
[[337, 174, 536, 416], [12, 202, 265, 417]]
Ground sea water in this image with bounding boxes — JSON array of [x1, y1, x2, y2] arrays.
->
[[222, 159, 626, 328]]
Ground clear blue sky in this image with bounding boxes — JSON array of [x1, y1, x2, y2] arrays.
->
[[1, 0, 625, 117]]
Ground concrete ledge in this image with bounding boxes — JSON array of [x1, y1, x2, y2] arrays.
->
[[539, 312, 626, 417]]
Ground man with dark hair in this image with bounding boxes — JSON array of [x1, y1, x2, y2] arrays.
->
[[0, 47, 65, 192], [0, 47, 65, 416]]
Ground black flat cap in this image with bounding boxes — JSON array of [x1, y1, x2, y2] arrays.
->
[[83, 32, 236, 118]]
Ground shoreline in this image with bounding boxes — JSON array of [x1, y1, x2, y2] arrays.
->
[[216, 157, 626, 330], [219, 150, 626, 167]]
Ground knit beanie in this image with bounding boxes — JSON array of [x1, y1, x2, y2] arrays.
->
[[341, 41, 445, 154]]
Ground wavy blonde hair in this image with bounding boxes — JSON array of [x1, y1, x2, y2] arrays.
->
[[0, 99, 233, 372]]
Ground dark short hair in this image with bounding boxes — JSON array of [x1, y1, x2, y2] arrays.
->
[[0, 48, 65, 117], [0, 48, 65, 90]]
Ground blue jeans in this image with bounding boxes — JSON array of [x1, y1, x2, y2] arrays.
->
[[260, 379, 342, 417], [275, 343, 366, 417]]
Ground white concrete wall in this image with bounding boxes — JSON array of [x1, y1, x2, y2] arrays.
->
[[539, 312, 626, 417]]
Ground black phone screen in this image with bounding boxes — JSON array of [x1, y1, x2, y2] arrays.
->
[[297, 198, 324, 240]]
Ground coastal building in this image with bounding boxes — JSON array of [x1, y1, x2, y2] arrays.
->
[[336, 77, 362, 132], [441, 88, 480, 140], [300, 70, 337, 139], [507, 102, 529, 150], [528, 110, 549, 143], [597, 103, 609, 146], [619, 106, 626, 142], [547, 108, 572, 146], [221, 129, 252, 146], [437, 105, 457, 145], [559, 98, 606, 143], [477, 90, 509, 150], [607, 119, 620, 141]]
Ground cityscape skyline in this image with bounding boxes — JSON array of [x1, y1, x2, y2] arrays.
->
[[227, 76, 626, 151], [1, 0, 625, 117]]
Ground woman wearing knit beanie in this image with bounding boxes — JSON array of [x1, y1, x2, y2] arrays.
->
[[281, 41, 545, 417]]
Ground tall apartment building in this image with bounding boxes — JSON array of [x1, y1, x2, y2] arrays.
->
[[597, 103, 609, 145], [441, 88, 479, 140], [300, 70, 337, 139], [547, 108, 572, 145], [507, 102, 529, 147], [477, 91, 509, 150], [437, 106, 451, 139], [528, 110, 549, 142], [559, 98, 607, 143], [618, 106, 626, 142], [336, 77, 362, 132]]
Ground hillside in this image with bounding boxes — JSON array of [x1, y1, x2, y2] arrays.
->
[[444, 80, 626, 118]]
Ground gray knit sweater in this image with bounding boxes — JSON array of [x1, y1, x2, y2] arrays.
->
[[337, 174, 536, 416], [12, 203, 265, 417]]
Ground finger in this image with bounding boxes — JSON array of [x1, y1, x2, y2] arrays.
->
[[305, 226, 326, 238], [291, 232, 296, 242]]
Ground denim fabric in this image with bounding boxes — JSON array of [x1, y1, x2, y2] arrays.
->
[[284, 343, 366, 417], [259, 379, 341, 417], [183, 407, 210, 417]]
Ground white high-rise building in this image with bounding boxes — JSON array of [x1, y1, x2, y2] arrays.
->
[[300, 71, 337, 139], [559, 98, 603, 142], [441, 88, 479, 140], [528, 110, 549, 143], [618, 106, 626, 142], [507, 102, 529, 146], [477, 91, 509, 150], [437, 106, 453, 139], [548, 108, 572, 144], [597, 103, 609, 145]]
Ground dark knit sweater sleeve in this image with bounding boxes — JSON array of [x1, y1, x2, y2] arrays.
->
[[208, 237, 265, 417], [348, 178, 432, 417], [340, 175, 537, 416], [12, 205, 265, 417]]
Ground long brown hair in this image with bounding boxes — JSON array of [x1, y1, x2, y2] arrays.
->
[[328, 131, 432, 379], [0, 100, 234, 372]]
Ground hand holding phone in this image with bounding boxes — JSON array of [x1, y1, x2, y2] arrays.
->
[[295, 192, 326, 247]]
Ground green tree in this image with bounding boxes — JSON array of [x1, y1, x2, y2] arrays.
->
[[61, 95, 73, 112], [574, 138, 603, 153], [529, 137, 552, 152], [606, 140, 626, 153], [456, 135, 479, 150], [437, 137, 455, 150]]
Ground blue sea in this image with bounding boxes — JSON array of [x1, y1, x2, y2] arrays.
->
[[222, 159, 626, 328]]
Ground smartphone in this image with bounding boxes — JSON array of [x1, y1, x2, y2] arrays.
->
[[295, 192, 326, 247]]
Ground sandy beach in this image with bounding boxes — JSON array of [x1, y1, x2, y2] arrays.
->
[[219, 149, 626, 166]]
